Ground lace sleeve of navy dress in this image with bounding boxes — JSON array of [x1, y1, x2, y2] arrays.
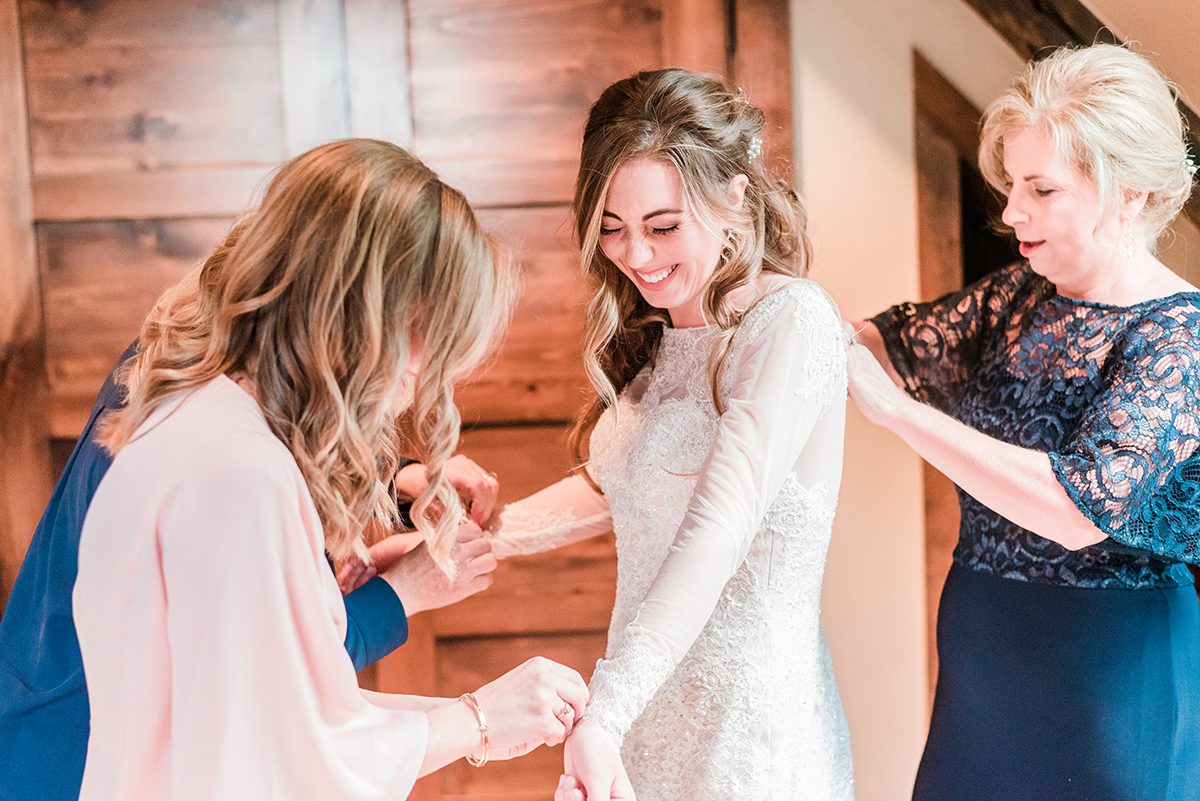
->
[[1049, 301, 1200, 563], [584, 282, 847, 744], [870, 262, 1036, 412]]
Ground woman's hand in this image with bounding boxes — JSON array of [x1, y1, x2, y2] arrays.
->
[[395, 455, 501, 526], [846, 335, 911, 428], [556, 720, 636, 800], [474, 656, 589, 759]]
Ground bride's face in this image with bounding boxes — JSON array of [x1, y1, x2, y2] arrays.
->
[[598, 158, 732, 329]]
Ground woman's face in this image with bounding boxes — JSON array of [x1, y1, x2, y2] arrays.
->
[[1000, 127, 1128, 291], [598, 158, 738, 328]]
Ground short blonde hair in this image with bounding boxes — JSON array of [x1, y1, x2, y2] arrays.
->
[[979, 43, 1195, 243]]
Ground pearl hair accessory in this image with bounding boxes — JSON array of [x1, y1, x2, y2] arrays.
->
[[747, 135, 763, 163]]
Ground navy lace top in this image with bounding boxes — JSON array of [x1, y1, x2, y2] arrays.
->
[[873, 262, 1200, 589]]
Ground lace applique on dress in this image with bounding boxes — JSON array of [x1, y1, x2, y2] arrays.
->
[[488, 505, 611, 559], [586, 281, 854, 801]]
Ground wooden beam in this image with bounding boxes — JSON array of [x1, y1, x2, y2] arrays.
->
[[960, 0, 1200, 229]]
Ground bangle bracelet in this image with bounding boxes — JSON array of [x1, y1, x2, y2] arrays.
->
[[458, 692, 489, 767]]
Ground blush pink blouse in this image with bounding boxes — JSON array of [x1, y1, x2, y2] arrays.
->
[[75, 375, 427, 800]]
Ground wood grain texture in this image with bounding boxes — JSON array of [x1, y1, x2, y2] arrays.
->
[[344, 0, 414, 145], [0, 0, 50, 614], [24, 41, 285, 174], [277, 0, 349, 155], [913, 50, 981, 170], [407, 0, 667, 207], [457, 205, 590, 425], [39, 218, 236, 438], [32, 165, 269, 221], [731, 0, 793, 184]]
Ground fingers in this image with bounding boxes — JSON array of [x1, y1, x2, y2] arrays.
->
[[444, 455, 500, 526], [336, 559, 376, 594], [556, 775, 586, 801]]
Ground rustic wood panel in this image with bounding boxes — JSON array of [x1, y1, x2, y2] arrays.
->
[[961, 0, 1200, 229], [32, 165, 269, 221], [23, 42, 285, 175], [0, 0, 50, 614], [343, 0, 413, 145], [458, 205, 590, 425], [407, 0, 667, 208], [438, 632, 607, 801], [277, 0, 349, 155], [662, 0, 728, 74], [19, 0, 277, 50], [732, 0, 793, 183], [39, 218, 236, 438]]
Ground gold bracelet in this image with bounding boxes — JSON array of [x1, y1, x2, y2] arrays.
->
[[458, 692, 489, 767]]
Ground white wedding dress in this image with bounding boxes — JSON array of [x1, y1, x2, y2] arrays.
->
[[492, 281, 855, 800]]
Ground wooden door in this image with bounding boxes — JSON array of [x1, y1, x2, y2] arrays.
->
[[7, 1, 793, 797]]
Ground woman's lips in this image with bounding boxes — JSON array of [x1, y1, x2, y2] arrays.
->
[[1018, 240, 1044, 258]]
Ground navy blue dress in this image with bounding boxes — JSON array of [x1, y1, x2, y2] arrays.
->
[[873, 263, 1200, 801], [0, 345, 410, 801]]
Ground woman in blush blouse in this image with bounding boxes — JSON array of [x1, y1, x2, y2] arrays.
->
[[72, 139, 588, 801], [849, 44, 1200, 800]]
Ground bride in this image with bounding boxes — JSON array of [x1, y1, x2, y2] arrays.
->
[[489, 69, 855, 801]]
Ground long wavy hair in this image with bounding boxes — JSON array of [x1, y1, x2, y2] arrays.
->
[[99, 139, 511, 569], [569, 69, 813, 466]]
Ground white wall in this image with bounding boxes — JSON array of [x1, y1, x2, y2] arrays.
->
[[791, 1, 1023, 798]]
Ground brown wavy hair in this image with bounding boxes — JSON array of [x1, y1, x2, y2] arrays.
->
[[100, 139, 511, 568], [569, 69, 813, 467]]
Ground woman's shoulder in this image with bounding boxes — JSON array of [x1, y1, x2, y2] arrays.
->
[[736, 276, 843, 345]]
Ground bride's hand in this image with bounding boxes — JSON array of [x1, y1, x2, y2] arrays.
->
[[557, 720, 636, 801], [846, 335, 910, 428]]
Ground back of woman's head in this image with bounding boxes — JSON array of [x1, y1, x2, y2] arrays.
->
[[570, 68, 811, 464], [979, 43, 1195, 244], [103, 138, 510, 567]]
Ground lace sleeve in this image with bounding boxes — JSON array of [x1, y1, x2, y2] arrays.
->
[[870, 262, 1033, 412], [585, 282, 846, 743], [1049, 304, 1200, 562], [487, 474, 611, 559]]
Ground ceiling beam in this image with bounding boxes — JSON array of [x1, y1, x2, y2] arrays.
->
[[961, 0, 1200, 229]]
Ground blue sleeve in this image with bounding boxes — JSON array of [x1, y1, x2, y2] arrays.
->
[[1049, 305, 1200, 562], [342, 577, 409, 671]]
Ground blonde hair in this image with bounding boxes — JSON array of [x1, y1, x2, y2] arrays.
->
[[979, 43, 1195, 244], [569, 69, 812, 465], [101, 139, 511, 569]]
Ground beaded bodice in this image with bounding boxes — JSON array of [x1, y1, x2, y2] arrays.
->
[[585, 282, 855, 800]]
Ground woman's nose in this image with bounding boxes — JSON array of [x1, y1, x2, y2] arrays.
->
[[624, 233, 652, 269], [1001, 192, 1024, 228]]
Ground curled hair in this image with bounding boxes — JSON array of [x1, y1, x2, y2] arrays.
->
[[569, 69, 813, 467], [979, 43, 1195, 245], [101, 139, 512, 570]]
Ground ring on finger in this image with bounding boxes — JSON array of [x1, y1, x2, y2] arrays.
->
[[554, 702, 574, 720]]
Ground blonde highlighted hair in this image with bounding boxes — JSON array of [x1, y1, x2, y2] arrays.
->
[[569, 68, 812, 465], [979, 43, 1195, 245], [100, 139, 511, 569]]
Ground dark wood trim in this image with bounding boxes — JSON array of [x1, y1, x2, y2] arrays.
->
[[731, 0, 793, 179], [913, 50, 982, 170], [961, 0, 1200, 229]]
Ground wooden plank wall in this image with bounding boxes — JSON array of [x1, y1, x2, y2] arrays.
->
[[1, 1, 792, 797], [0, 0, 49, 614]]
